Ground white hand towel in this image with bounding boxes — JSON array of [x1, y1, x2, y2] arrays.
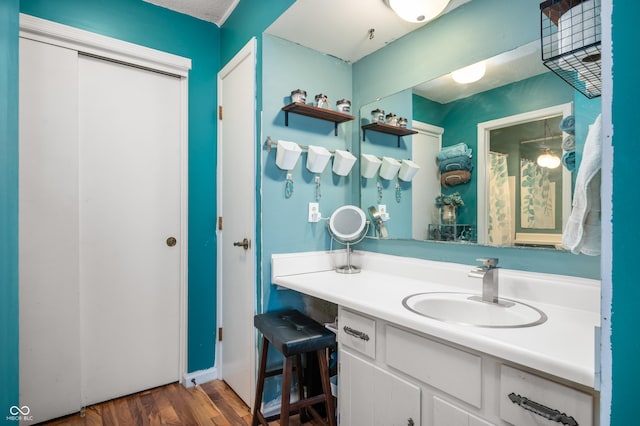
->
[[562, 114, 602, 255]]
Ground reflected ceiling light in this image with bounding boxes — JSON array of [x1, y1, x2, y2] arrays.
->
[[451, 61, 486, 84], [537, 149, 561, 169], [386, 0, 450, 23]]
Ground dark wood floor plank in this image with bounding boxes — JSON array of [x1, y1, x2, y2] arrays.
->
[[41, 380, 326, 426], [126, 392, 149, 426], [163, 382, 201, 426], [152, 386, 183, 425]]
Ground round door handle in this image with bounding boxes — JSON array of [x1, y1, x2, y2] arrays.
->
[[233, 238, 251, 250], [166, 237, 177, 247]]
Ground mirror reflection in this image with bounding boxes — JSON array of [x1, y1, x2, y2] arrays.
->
[[360, 42, 601, 249]]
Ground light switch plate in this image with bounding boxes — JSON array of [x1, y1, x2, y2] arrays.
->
[[308, 202, 321, 222]]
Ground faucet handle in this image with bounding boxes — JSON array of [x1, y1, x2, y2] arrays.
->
[[476, 258, 498, 268]]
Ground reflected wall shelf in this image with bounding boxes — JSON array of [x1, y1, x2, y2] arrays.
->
[[362, 122, 418, 147], [282, 102, 354, 136]]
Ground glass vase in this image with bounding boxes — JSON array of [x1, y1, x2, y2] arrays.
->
[[441, 205, 457, 224]]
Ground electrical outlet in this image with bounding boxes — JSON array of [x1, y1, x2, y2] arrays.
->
[[308, 202, 321, 222], [378, 204, 390, 221]]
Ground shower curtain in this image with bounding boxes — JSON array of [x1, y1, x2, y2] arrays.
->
[[520, 159, 555, 229], [488, 152, 513, 245]]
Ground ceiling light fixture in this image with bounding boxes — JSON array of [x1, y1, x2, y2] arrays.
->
[[537, 149, 561, 169], [386, 0, 450, 23], [451, 61, 486, 84]]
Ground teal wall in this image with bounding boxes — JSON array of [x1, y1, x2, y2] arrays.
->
[[220, 0, 294, 66], [19, 0, 220, 372], [260, 34, 353, 312], [610, 1, 639, 424], [353, 0, 600, 280], [412, 72, 574, 226], [1, 0, 20, 419]]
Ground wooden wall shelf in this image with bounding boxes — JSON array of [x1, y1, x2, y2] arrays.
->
[[282, 102, 354, 136], [362, 122, 418, 147]]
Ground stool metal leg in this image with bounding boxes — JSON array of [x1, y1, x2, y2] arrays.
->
[[317, 349, 336, 426], [280, 356, 294, 426], [252, 336, 269, 426]]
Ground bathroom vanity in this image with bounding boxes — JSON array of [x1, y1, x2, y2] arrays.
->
[[272, 251, 600, 426]]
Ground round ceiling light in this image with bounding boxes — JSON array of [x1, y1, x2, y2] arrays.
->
[[451, 61, 486, 84], [388, 0, 451, 23], [537, 150, 561, 169]]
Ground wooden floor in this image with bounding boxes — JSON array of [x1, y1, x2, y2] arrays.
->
[[43, 380, 326, 426]]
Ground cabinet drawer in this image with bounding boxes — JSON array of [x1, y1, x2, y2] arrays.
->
[[338, 308, 376, 359], [386, 325, 482, 407], [499, 365, 593, 426]]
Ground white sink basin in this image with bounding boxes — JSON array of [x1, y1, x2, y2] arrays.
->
[[403, 292, 547, 328]]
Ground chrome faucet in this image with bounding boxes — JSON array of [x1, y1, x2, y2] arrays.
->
[[468, 258, 499, 304]]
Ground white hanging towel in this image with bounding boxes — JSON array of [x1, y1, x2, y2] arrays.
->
[[562, 114, 602, 255]]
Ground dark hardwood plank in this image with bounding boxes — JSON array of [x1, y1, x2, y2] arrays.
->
[[42, 380, 326, 426]]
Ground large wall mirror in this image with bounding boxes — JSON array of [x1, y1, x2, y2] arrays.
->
[[359, 41, 601, 250]]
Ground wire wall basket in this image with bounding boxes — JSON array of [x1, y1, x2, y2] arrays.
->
[[540, 0, 601, 99]]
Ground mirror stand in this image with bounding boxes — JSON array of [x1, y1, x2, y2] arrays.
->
[[336, 243, 360, 274]]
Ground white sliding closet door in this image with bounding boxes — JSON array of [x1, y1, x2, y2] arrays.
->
[[77, 55, 181, 406], [19, 24, 187, 422]]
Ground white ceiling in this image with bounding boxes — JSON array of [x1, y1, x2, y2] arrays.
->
[[265, 0, 471, 64], [143, 0, 239, 26]]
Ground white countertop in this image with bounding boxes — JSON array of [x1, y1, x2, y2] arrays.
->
[[272, 250, 600, 389]]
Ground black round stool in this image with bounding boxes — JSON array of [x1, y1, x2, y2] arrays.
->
[[252, 309, 336, 426]]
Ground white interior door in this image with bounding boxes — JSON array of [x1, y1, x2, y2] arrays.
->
[[217, 39, 256, 407], [412, 121, 444, 240], [78, 55, 182, 406]]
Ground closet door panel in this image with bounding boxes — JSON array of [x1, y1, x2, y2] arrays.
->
[[19, 38, 82, 423], [77, 55, 182, 406]]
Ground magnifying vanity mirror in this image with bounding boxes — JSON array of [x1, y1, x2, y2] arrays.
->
[[328, 205, 369, 274], [360, 41, 601, 250]]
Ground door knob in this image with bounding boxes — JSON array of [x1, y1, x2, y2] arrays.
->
[[233, 238, 251, 250], [166, 237, 177, 247]]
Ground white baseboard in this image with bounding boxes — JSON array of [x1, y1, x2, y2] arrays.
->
[[183, 366, 219, 388]]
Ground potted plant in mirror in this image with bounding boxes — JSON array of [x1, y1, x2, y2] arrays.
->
[[435, 192, 464, 225]]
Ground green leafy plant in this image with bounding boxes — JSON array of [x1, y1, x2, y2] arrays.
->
[[435, 192, 464, 208]]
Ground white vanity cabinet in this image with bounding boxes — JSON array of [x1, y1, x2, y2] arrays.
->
[[339, 349, 421, 426], [337, 307, 597, 426], [338, 308, 421, 426]]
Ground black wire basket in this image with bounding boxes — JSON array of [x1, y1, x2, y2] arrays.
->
[[540, 0, 601, 99]]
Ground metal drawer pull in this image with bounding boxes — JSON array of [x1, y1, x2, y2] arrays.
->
[[343, 325, 369, 341], [508, 392, 578, 426]]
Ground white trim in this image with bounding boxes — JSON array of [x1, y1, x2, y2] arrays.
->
[[216, 37, 257, 408], [20, 14, 191, 390], [183, 367, 219, 388], [19, 14, 191, 76], [476, 103, 573, 245], [178, 72, 190, 388], [412, 120, 445, 136]]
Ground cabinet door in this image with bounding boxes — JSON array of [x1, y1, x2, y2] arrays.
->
[[433, 396, 495, 426], [339, 349, 420, 426]]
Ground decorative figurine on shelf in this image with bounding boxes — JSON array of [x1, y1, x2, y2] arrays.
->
[[435, 192, 464, 224]]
